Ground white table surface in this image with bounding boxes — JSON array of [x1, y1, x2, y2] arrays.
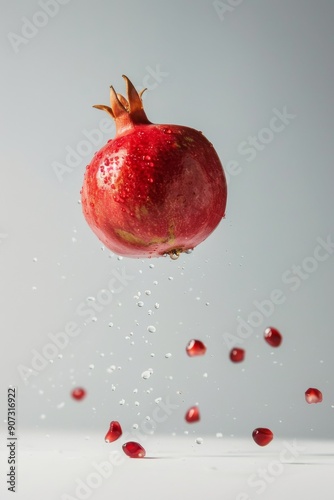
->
[[1, 432, 333, 500]]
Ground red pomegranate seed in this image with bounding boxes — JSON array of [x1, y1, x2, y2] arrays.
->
[[71, 387, 86, 401], [185, 406, 200, 423], [305, 388, 323, 404], [264, 327, 282, 347], [186, 339, 207, 356], [229, 347, 245, 362], [122, 441, 146, 458], [252, 428, 273, 446], [105, 421, 122, 443]]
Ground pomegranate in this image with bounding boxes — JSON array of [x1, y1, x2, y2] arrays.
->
[[104, 420, 122, 443], [186, 339, 207, 356], [122, 441, 146, 458], [81, 76, 227, 258], [264, 327, 282, 347], [71, 387, 86, 401], [229, 347, 245, 363], [185, 406, 200, 423], [252, 428, 273, 446], [305, 388, 323, 404]]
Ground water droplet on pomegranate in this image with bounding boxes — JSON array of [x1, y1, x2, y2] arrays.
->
[[186, 339, 207, 357], [264, 327, 282, 347], [185, 406, 200, 423], [305, 388, 323, 404], [169, 249, 181, 260], [122, 441, 146, 458], [105, 421, 122, 443], [71, 388, 86, 401], [230, 348, 245, 363], [252, 428, 273, 446]]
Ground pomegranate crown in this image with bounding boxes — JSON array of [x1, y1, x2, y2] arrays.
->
[[93, 75, 151, 135]]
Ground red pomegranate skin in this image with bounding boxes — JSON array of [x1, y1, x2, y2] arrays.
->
[[81, 76, 227, 258]]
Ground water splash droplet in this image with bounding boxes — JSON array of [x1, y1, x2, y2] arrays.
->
[[141, 369, 153, 379]]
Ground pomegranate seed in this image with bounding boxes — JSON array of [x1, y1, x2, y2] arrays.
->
[[71, 387, 86, 401], [185, 406, 200, 423], [186, 339, 207, 356], [264, 327, 282, 347], [122, 441, 146, 458], [105, 421, 122, 443], [252, 428, 273, 446], [230, 347, 245, 362], [305, 388, 323, 404]]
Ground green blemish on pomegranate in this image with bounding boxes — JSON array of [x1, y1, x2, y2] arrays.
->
[[135, 205, 149, 220], [115, 227, 175, 247], [115, 229, 150, 246]]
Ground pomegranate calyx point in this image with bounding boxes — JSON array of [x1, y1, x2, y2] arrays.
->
[[93, 75, 151, 135]]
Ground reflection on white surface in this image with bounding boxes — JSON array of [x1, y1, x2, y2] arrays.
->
[[1, 433, 333, 500]]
